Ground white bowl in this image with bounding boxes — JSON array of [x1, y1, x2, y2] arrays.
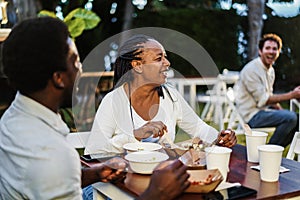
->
[[123, 142, 162, 153], [125, 151, 169, 174]]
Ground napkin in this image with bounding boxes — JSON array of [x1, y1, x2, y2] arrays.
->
[[250, 165, 290, 173], [215, 182, 241, 191]]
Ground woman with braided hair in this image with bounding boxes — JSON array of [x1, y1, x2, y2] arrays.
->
[[85, 34, 237, 156]]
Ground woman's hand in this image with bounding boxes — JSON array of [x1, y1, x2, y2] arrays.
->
[[133, 121, 167, 140], [217, 129, 237, 148], [137, 160, 190, 200]]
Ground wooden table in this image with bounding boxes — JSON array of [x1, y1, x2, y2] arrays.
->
[[92, 144, 300, 199], [228, 145, 300, 200]]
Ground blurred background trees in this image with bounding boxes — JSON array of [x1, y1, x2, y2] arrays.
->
[[1, 0, 300, 110], [1, 0, 299, 131]]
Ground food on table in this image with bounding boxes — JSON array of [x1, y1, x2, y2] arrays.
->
[[190, 174, 213, 185]]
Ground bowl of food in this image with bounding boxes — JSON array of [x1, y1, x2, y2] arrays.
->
[[123, 142, 162, 153], [124, 151, 169, 174], [185, 169, 223, 193]]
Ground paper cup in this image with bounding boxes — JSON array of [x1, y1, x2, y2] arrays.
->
[[246, 131, 268, 163], [205, 146, 232, 182], [258, 144, 284, 182]]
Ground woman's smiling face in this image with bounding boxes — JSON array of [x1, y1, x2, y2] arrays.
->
[[136, 39, 171, 86]]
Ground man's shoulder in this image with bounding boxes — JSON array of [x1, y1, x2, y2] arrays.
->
[[243, 58, 259, 69], [240, 58, 261, 76], [1, 104, 48, 130]]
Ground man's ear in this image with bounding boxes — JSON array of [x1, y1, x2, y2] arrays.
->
[[258, 49, 262, 57], [131, 60, 143, 74], [52, 72, 65, 89]]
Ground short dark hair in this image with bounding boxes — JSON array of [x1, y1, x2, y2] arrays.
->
[[2, 17, 70, 93], [258, 33, 282, 51], [113, 34, 154, 87]]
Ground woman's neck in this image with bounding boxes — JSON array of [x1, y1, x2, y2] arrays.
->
[[125, 81, 159, 98], [125, 82, 160, 121]]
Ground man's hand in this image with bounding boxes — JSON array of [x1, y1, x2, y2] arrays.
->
[[293, 86, 300, 101], [138, 160, 190, 200], [96, 157, 127, 182]]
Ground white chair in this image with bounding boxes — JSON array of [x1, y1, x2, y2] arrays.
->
[[198, 77, 227, 122], [66, 131, 90, 149], [286, 131, 300, 162], [197, 69, 240, 130], [224, 87, 245, 134], [225, 87, 276, 135]]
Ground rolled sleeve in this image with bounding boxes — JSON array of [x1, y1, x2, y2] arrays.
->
[[257, 93, 269, 108]]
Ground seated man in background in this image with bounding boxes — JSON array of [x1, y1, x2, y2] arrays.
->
[[234, 33, 300, 147], [0, 17, 190, 200]]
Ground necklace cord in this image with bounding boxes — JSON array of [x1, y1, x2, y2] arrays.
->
[[128, 82, 135, 130], [128, 84, 175, 132]]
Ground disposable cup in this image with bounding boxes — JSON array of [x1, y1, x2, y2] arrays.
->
[[205, 146, 232, 182], [258, 144, 284, 182], [246, 131, 268, 163]]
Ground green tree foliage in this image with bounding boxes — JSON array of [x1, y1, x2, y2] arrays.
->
[[132, 7, 242, 76], [38, 8, 101, 39], [49, 0, 300, 90]]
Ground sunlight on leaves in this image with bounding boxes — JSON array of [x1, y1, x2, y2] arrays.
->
[[38, 8, 101, 39], [64, 8, 101, 30]]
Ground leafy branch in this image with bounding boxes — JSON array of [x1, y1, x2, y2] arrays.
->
[[38, 8, 101, 39]]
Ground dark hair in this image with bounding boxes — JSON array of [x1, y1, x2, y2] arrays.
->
[[2, 17, 70, 93], [258, 33, 282, 51], [113, 34, 154, 87]]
